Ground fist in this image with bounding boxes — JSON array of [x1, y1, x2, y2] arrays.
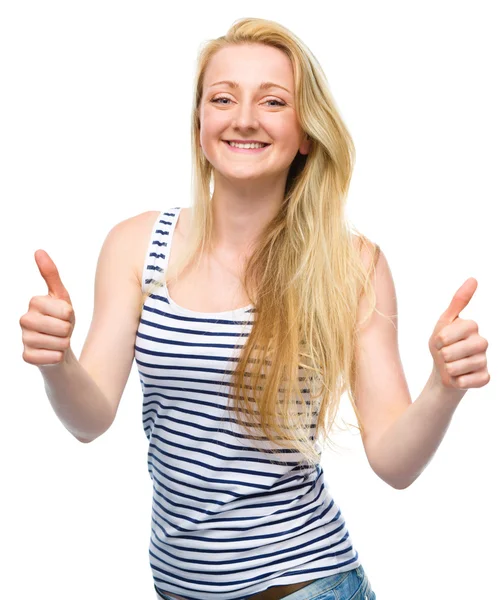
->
[[20, 250, 76, 367], [429, 278, 490, 392]]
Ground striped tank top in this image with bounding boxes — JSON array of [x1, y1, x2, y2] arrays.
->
[[134, 207, 361, 599]]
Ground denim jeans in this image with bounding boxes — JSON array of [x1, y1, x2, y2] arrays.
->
[[155, 565, 376, 599]]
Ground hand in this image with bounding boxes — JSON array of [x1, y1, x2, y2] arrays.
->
[[20, 250, 76, 367], [429, 277, 490, 394]]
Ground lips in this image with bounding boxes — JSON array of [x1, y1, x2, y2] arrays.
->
[[224, 140, 271, 146]]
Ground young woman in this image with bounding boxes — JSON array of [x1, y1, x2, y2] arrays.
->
[[22, 17, 490, 600]]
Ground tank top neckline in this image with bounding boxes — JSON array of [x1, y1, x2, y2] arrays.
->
[[163, 207, 255, 318]]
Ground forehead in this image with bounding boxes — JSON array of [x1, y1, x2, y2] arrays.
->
[[203, 44, 293, 89]]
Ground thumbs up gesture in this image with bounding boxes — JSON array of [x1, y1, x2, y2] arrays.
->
[[19, 250, 76, 367], [428, 278, 490, 394]]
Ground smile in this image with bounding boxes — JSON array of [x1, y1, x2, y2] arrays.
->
[[223, 140, 271, 154]]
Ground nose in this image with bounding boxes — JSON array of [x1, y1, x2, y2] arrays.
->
[[232, 99, 260, 132]]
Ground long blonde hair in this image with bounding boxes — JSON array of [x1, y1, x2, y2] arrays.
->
[[141, 17, 381, 467]]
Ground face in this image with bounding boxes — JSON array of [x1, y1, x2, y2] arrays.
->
[[199, 43, 310, 183]]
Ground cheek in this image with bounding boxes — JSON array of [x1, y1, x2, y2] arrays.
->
[[199, 124, 216, 152], [200, 122, 226, 153], [267, 114, 302, 141], [200, 108, 226, 133]]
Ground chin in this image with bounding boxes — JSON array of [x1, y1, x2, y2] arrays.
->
[[224, 169, 274, 181]]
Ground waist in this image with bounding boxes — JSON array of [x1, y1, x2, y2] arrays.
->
[[156, 578, 318, 600], [243, 578, 318, 600]]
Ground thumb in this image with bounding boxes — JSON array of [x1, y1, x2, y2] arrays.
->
[[437, 277, 478, 326], [34, 249, 72, 304]]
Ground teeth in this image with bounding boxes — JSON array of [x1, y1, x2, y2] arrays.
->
[[228, 141, 268, 149]]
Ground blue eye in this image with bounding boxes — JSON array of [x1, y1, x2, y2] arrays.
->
[[210, 97, 286, 107], [210, 97, 232, 105]]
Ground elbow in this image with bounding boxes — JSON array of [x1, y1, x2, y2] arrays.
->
[[371, 465, 413, 490], [389, 474, 416, 490], [379, 476, 411, 490], [73, 430, 98, 443], [390, 480, 412, 491], [72, 424, 112, 444]]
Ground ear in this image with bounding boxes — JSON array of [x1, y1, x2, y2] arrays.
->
[[299, 134, 311, 155]]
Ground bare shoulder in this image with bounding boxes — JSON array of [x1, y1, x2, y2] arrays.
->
[[125, 208, 190, 287], [351, 234, 392, 325], [110, 210, 162, 288], [351, 234, 397, 337], [351, 233, 381, 271]]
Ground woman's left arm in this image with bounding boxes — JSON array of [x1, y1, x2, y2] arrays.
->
[[353, 245, 490, 490], [373, 278, 489, 490]]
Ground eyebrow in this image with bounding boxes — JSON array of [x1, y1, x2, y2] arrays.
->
[[208, 80, 292, 94]]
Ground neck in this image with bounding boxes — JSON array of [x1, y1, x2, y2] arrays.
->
[[210, 172, 287, 255]]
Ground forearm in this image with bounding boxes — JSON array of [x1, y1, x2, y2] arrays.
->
[[371, 370, 466, 490], [38, 347, 115, 443]]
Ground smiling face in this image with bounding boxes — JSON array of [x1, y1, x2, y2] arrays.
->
[[199, 43, 310, 184]]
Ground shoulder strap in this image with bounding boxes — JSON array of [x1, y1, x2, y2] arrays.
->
[[142, 208, 181, 294]]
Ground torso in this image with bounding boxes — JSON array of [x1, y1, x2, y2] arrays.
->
[[134, 208, 318, 600]]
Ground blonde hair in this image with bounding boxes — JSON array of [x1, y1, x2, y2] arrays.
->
[[141, 17, 381, 467]]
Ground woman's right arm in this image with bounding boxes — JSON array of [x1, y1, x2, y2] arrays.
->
[[21, 213, 150, 443], [38, 347, 116, 443]]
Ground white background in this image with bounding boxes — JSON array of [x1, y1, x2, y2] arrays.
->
[[1, 1, 500, 598]]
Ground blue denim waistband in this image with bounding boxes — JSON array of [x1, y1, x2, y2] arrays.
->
[[155, 565, 366, 600], [273, 565, 366, 600]]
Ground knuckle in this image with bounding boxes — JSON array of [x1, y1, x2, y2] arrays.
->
[[445, 363, 456, 376], [457, 376, 466, 388], [437, 333, 447, 346], [22, 348, 37, 364], [29, 296, 43, 311]]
